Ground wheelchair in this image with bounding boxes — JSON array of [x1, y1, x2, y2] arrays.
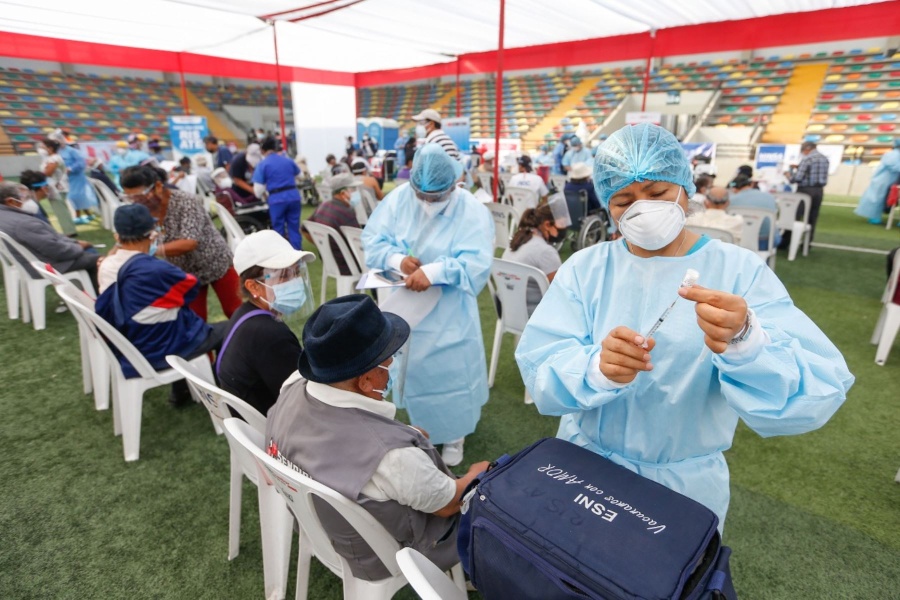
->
[[560, 188, 610, 252]]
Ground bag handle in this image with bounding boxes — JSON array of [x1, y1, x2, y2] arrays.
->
[[215, 309, 272, 376]]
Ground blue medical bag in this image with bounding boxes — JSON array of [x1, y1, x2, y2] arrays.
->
[[458, 438, 736, 599]]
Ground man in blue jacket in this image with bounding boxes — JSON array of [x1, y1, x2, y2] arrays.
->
[[96, 204, 227, 404]]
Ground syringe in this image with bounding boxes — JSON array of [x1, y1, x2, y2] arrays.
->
[[641, 269, 699, 348]]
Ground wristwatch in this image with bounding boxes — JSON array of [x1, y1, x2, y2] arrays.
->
[[729, 310, 753, 345]]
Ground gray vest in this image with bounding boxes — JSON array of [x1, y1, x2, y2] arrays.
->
[[266, 379, 460, 581]]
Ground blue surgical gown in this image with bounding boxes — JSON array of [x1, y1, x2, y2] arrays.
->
[[59, 146, 98, 210], [363, 183, 494, 444], [515, 238, 853, 530], [854, 149, 900, 221]]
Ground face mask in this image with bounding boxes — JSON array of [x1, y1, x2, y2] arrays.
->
[[247, 154, 261, 167], [419, 194, 452, 218], [18, 199, 40, 215], [148, 239, 158, 257], [116, 148, 127, 156], [214, 176, 233, 189], [262, 278, 308, 316], [372, 364, 392, 399], [546, 227, 566, 245], [415, 125, 427, 139], [349, 191, 362, 207], [616, 191, 686, 251], [37, 148, 49, 157]]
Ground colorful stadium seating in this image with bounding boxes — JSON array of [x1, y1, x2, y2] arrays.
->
[[804, 52, 900, 162]]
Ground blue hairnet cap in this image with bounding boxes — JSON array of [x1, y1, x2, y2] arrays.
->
[[410, 144, 463, 192], [592, 123, 696, 206], [570, 136, 583, 146]]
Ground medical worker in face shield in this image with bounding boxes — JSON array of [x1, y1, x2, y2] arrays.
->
[[515, 123, 853, 532], [362, 144, 494, 467]]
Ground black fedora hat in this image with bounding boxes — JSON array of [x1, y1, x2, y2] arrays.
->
[[298, 294, 410, 384]]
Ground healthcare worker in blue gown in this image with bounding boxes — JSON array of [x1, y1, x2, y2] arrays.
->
[[854, 137, 900, 224], [362, 144, 494, 467], [515, 123, 854, 532]]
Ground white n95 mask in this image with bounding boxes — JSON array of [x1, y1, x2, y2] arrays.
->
[[616, 193, 685, 251]]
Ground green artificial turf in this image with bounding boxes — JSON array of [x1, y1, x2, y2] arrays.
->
[[0, 199, 898, 599]]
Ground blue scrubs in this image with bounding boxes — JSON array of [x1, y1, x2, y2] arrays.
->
[[252, 153, 302, 250], [362, 183, 494, 444], [854, 149, 900, 221], [515, 238, 853, 530]]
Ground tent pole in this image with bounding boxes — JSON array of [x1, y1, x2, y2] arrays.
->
[[641, 29, 656, 112], [456, 56, 461, 118], [271, 21, 288, 151], [177, 53, 190, 115], [493, 0, 505, 202]]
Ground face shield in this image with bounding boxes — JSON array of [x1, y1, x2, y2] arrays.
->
[[546, 192, 572, 229], [256, 261, 315, 332]]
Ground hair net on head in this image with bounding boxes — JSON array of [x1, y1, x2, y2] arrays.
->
[[592, 123, 696, 206], [410, 144, 463, 193]]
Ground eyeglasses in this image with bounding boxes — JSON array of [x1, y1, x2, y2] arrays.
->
[[120, 185, 155, 203]]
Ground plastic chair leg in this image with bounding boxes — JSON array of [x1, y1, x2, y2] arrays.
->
[[258, 483, 292, 600], [871, 305, 887, 344], [111, 375, 122, 435], [488, 320, 503, 388], [89, 340, 110, 411], [788, 223, 803, 261], [20, 282, 30, 324], [117, 379, 145, 461], [228, 451, 243, 561], [874, 304, 900, 366], [294, 529, 312, 600], [3, 266, 19, 319], [79, 327, 93, 395], [26, 281, 46, 330], [320, 272, 327, 305]]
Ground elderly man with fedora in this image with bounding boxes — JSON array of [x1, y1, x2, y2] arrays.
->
[[266, 294, 489, 581]]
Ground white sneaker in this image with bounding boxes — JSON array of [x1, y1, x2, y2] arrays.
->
[[441, 438, 465, 467]]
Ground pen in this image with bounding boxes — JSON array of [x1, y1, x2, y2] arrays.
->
[[405, 242, 415, 258]]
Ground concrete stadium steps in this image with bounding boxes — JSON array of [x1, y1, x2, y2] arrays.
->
[[0, 124, 14, 155], [183, 88, 242, 144], [524, 77, 600, 150], [403, 86, 459, 132], [761, 63, 829, 143]]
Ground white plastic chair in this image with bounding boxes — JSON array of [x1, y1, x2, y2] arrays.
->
[[31, 261, 109, 409], [396, 548, 467, 600], [58, 286, 214, 461], [476, 172, 493, 193], [219, 417, 295, 600], [212, 200, 246, 251], [88, 177, 122, 231], [871, 253, 900, 366], [303, 220, 362, 304], [773, 193, 812, 261], [686, 225, 735, 244], [728, 206, 777, 269], [504, 185, 540, 216], [222, 417, 467, 600], [340, 226, 367, 274], [486, 203, 519, 251], [165, 356, 278, 568], [488, 259, 549, 404], [0, 231, 95, 330], [0, 231, 23, 320]]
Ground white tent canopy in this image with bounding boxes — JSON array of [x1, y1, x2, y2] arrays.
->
[[0, 0, 890, 74]]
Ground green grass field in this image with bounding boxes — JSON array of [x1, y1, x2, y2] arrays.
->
[[0, 198, 898, 599]]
